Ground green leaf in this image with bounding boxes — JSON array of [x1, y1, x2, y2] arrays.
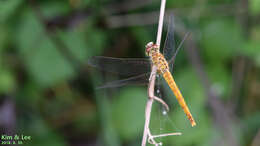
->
[[64, 20, 107, 57], [19, 116, 68, 146], [0, 0, 23, 23], [0, 69, 16, 93], [16, 10, 74, 87], [27, 37, 75, 87], [15, 10, 44, 54], [206, 64, 231, 98], [242, 39, 260, 67], [58, 30, 89, 63], [165, 108, 211, 146], [201, 19, 244, 62], [250, 0, 260, 15], [111, 87, 146, 140], [82, 24, 107, 57], [37, 1, 71, 18], [131, 27, 154, 49]]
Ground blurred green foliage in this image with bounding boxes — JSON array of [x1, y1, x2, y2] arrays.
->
[[0, 0, 260, 146]]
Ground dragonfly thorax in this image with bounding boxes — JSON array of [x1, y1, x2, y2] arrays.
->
[[145, 42, 159, 57], [151, 52, 169, 74]]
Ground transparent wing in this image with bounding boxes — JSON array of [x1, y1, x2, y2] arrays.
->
[[168, 32, 190, 65], [97, 73, 150, 89], [163, 15, 190, 70], [163, 15, 176, 63], [88, 56, 151, 76]]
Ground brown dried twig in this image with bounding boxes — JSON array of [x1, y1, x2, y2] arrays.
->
[[141, 0, 181, 146]]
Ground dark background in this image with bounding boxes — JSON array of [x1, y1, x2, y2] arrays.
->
[[0, 0, 260, 146]]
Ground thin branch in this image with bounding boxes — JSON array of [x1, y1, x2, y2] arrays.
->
[[142, 0, 170, 145], [153, 95, 169, 111], [156, 0, 166, 46], [151, 132, 182, 138], [142, 66, 157, 146], [142, 92, 155, 146]]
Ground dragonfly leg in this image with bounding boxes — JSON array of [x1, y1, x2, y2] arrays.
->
[[153, 96, 169, 111]]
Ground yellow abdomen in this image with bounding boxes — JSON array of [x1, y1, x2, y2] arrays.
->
[[163, 71, 196, 127]]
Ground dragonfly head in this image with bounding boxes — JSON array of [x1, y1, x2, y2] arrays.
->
[[145, 42, 159, 56]]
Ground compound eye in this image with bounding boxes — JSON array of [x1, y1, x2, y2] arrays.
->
[[145, 42, 154, 48]]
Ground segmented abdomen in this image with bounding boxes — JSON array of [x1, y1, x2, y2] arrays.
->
[[163, 70, 196, 127]]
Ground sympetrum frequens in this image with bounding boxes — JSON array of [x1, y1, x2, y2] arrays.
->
[[88, 18, 196, 127]]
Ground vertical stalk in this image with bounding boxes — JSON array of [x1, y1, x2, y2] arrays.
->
[[142, 0, 166, 145], [156, 0, 166, 46]]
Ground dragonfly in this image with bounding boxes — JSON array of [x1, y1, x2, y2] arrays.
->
[[88, 18, 196, 127]]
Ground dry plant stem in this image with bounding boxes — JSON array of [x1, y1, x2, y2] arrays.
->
[[147, 128, 182, 146], [156, 0, 166, 45], [153, 96, 169, 111], [147, 123, 159, 145], [142, 0, 167, 145], [142, 66, 157, 146], [151, 132, 182, 138]]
